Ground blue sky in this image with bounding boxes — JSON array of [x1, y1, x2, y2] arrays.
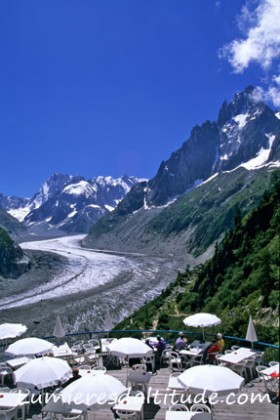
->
[[1, 0, 279, 197]]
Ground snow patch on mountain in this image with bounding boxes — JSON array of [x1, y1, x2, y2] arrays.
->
[[7, 206, 31, 222], [63, 180, 96, 197], [233, 113, 249, 129], [241, 134, 276, 170], [275, 112, 280, 120]]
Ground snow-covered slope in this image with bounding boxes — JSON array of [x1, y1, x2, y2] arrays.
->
[[2, 174, 143, 235]]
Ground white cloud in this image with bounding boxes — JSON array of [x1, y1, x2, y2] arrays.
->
[[220, 0, 280, 73], [251, 75, 280, 107]]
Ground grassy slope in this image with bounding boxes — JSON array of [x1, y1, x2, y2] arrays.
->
[[115, 170, 280, 345]]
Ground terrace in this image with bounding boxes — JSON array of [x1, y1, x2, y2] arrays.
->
[[0, 329, 279, 419]]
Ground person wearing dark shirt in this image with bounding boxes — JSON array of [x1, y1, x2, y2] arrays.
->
[[61, 368, 81, 388], [174, 332, 189, 351]]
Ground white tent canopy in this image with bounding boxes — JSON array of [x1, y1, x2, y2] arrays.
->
[[6, 337, 53, 356], [14, 356, 72, 390], [107, 337, 153, 358], [183, 313, 221, 340], [245, 316, 258, 347], [53, 316, 66, 338], [178, 364, 244, 396], [0, 323, 27, 340], [60, 374, 127, 410]]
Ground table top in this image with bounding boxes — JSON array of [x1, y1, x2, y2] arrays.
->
[[100, 338, 118, 353], [127, 371, 152, 384], [113, 395, 144, 413], [6, 357, 31, 369], [165, 412, 194, 420], [79, 368, 106, 377], [262, 364, 279, 376], [167, 375, 185, 390], [52, 343, 73, 358], [219, 348, 256, 364], [0, 392, 28, 408], [42, 396, 83, 415], [165, 412, 211, 420]]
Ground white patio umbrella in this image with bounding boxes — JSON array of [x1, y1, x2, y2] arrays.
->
[[245, 316, 258, 348], [178, 364, 244, 396], [60, 374, 127, 410], [0, 323, 27, 340], [6, 337, 53, 356], [107, 337, 153, 358], [183, 313, 221, 340], [53, 316, 65, 339], [14, 356, 72, 390]]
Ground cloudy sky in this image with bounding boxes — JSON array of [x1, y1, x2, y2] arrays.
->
[[0, 0, 279, 197]]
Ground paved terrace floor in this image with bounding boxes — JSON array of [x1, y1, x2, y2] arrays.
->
[[79, 366, 278, 420]]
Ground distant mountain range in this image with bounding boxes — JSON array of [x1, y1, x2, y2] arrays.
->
[[83, 86, 280, 258], [0, 175, 143, 236], [0, 86, 279, 254]]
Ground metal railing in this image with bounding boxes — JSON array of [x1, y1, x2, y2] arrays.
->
[[1, 329, 279, 362]]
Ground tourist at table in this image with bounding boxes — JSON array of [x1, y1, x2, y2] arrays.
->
[[174, 331, 189, 351], [61, 367, 81, 388], [217, 333, 225, 353], [206, 339, 220, 363]]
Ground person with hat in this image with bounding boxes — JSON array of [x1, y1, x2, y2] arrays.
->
[[217, 333, 225, 353], [174, 332, 189, 351]]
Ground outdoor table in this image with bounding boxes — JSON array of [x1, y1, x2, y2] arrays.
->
[[6, 357, 31, 369], [0, 391, 29, 409], [100, 339, 119, 367], [167, 375, 185, 391], [100, 338, 117, 353], [113, 395, 144, 420], [261, 364, 279, 377], [127, 371, 152, 393], [42, 395, 83, 416], [165, 412, 211, 419], [78, 368, 106, 377], [52, 343, 73, 358], [219, 347, 256, 365]]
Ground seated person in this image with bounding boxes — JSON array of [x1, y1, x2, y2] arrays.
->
[[174, 332, 189, 351], [61, 367, 81, 388], [206, 340, 220, 363], [217, 333, 225, 353]]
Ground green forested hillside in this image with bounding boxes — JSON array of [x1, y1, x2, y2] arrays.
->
[[0, 227, 24, 277], [115, 171, 280, 344]]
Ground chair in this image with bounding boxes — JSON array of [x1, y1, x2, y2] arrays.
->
[[0, 366, 13, 386], [191, 353, 203, 367], [115, 411, 137, 419], [132, 364, 147, 372], [78, 364, 91, 370], [215, 354, 228, 366], [255, 365, 268, 382], [10, 387, 31, 418], [73, 340, 84, 347], [168, 351, 183, 371], [142, 354, 155, 373], [232, 359, 247, 378], [268, 361, 279, 367], [190, 403, 211, 412], [169, 403, 189, 411], [160, 348, 172, 366], [87, 339, 100, 351], [92, 365, 107, 374], [231, 345, 240, 351], [244, 357, 256, 379], [0, 407, 18, 420]]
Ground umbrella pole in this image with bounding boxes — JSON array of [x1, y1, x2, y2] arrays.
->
[[202, 327, 205, 341]]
